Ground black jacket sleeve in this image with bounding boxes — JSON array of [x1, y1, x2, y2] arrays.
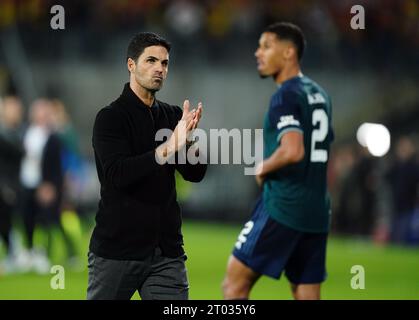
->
[[92, 107, 160, 189], [42, 133, 63, 190], [172, 106, 207, 183], [175, 151, 207, 182], [0, 132, 24, 162]]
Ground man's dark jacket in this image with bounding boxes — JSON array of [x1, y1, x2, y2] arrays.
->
[[90, 83, 207, 260], [42, 133, 64, 213], [0, 127, 23, 191]]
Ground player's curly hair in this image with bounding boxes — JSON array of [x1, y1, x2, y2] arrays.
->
[[266, 22, 306, 61]]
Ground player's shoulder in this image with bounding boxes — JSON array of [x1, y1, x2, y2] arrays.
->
[[93, 105, 126, 136], [99, 90, 137, 116], [95, 103, 121, 121], [283, 75, 305, 90], [100, 94, 130, 119], [302, 76, 330, 100], [92, 104, 128, 138], [271, 76, 304, 106]]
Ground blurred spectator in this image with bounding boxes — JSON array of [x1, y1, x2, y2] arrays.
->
[[333, 146, 377, 236], [165, 0, 205, 37], [0, 95, 24, 273], [386, 136, 419, 245], [19, 98, 73, 273], [50, 99, 83, 211], [49, 99, 84, 267]]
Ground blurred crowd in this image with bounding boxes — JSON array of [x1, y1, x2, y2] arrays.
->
[[0, 0, 418, 69], [0, 93, 87, 274], [330, 136, 419, 246]]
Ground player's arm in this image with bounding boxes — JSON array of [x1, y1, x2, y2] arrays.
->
[[256, 131, 304, 186], [256, 89, 304, 186]]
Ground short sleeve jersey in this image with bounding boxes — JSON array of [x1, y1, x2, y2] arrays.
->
[[262, 75, 334, 233]]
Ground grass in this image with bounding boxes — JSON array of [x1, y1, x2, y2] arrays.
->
[[0, 220, 418, 300]]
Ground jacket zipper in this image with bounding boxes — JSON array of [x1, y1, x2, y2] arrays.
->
[[147, 106, 157, 147]]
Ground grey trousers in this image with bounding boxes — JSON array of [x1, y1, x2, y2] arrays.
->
[[87, 247, 189, 300]]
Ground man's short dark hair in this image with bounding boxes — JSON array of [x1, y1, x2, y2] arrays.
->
[[126, 32, 171, 62], [265, 22, 306, 61]]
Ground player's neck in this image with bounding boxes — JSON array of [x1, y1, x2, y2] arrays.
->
[[274, 64, 301, 85], [129, 80, 155, 107]]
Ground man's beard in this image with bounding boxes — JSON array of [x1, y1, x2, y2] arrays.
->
[[136, 76, 163, 94], [148, 86, 161, 93], [144, 82, 163, 94]]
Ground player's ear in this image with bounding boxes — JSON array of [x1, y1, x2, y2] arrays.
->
[[127, 58, 136, 73], [283, 45, 294, 60]]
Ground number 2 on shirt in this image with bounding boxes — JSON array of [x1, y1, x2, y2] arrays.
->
[[311, 109, 328, 163]]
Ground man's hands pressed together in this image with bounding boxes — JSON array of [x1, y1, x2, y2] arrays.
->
[[156, 99, 203, 162]]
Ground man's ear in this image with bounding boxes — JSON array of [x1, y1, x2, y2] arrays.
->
[[127, 58, 135, 73], [283, 45, 295, 60]]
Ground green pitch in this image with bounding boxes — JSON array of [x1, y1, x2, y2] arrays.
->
[[0, 220, 418, 300]]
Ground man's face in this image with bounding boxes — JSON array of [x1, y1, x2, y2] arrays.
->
[[30, 99, 52, 127], [129, 45, 169, 93], [1, 97, 23, 127], [255, 32, 289, 78]]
